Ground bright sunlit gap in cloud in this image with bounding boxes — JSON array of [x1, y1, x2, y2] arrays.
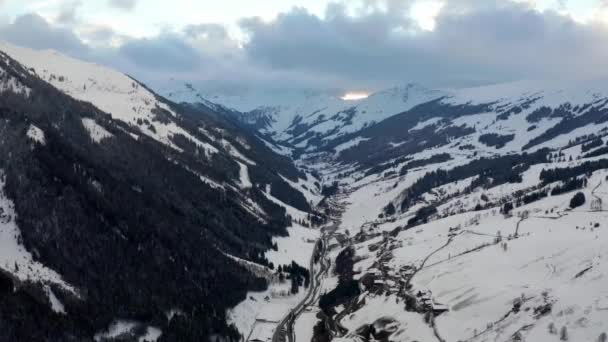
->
[[341, 92, 369, 101], [411, 0, 444, 31]]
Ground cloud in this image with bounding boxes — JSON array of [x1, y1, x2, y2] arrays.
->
[[183, 23, 229, 40], [2, 1, 608, 91], [233, 1, 608, 88], [108, 0, 137, 11], [118, 34, 202, 72], [57, 0, 83, 24], [0, 13, 88, 56]]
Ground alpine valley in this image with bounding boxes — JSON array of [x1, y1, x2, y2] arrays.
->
[[2, 41, 608, 342]]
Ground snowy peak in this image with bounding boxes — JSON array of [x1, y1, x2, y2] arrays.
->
[[158, 81, 446, 149]]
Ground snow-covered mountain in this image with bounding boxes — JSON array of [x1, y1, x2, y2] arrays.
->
[[165, 77, 608, 342], [4, 37, 608, 342], [160, 81, 445, 148], [0, 41, 325, 342], [298, 80, 608, 342]]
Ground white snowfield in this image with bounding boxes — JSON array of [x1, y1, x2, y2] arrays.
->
[[81, 118, 113, 143], [26, 124, 46, 145], [306, 155, 608, 342]]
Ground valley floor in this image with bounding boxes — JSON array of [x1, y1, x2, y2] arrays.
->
[[265, 169, 608, 342]]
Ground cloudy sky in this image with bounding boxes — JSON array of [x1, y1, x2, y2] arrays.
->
[[1, 0, 608, 92]]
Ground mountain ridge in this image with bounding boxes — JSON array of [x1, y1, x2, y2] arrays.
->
[[0, 41, 325, 342]]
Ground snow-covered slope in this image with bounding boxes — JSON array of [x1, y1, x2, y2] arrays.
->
[[0, 41, 327, 342], [271, 79, 608, 342], [313, 159, 608, 342], [159, 81, 445, 148], [5, 38, 608, 342], [0, 42, 222, 154], [179, 76, 608, 341], [0, 40, 317, 214]]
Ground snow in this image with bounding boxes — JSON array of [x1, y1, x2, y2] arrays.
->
[[26, 124, 45, 145], [410, 117, 443, 131], [159, 82, 445, 147], [264, 185, 311, 223], [238, 162, 252, 189], [220, 138, 256, 165], [334, 137, 370, 153], [81, 118, 113, 143], [94, 320, 162, 342], [294, 310, 318, 342], [228, 217, 320, 340], [444, 79, 608, 109], [44, 286, 66, 314], [280, 173, 323, 207], [227, 275, 312, 342], [0, 65, 31, 97], [94, 320, 139, 341], [9, 39, 608, 341], [266, 224, 319, 268], [412, 209, 608, 342], [0, 172, 76, 295], [334, 294, 438, 342], [138, 326, 162, 342], [188, 76, 608, 342], [229, 185, 320, 341], [0, 41, 216, 154], [325, 160, 608, 342]]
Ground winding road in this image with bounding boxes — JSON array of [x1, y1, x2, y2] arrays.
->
[[271, 228, 333, 342]]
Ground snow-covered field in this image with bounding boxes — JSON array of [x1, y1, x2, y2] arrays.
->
[[228, 216, 320, 341], [303, 159, 608, 342]]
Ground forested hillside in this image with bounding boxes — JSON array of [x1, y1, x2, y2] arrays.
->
[[0, 44, 317, 341]]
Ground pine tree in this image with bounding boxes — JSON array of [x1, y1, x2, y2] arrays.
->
[[560, 326, 568, 341], [548, 322, 556, 334]]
